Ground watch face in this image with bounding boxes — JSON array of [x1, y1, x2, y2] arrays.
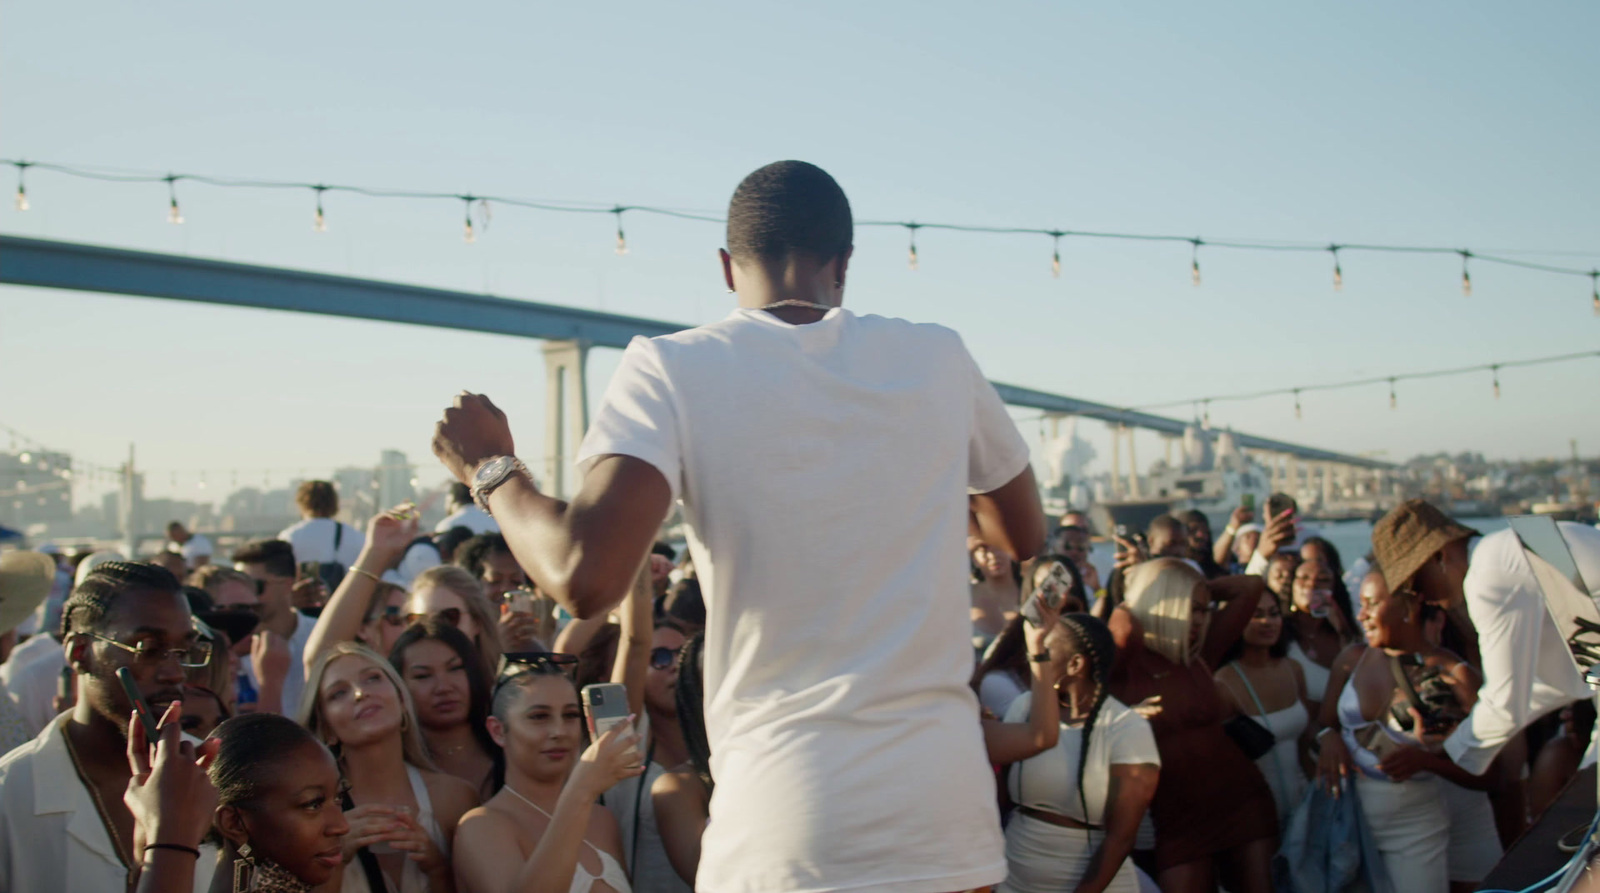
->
[[474, 456, 512, 487]]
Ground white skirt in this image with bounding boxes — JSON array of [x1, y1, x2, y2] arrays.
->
[[999, 812, 1140, 893], [1353, 774, 1449, 893]]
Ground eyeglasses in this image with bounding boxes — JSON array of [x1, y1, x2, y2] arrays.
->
[[492, 651, 579, 696], [649, 645, 681, 671], [405, 607, 462, 627], [89, 633, 212, 668]]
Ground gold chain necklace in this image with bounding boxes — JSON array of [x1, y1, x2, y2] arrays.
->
[[60, 721, 135, 883]]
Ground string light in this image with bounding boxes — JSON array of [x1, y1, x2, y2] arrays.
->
[[1591, 271, 1599, 316], [1190, 239, 1202, 287], [1460, 250, 1472, 297], [1330, 245, 1343, 291], [1202, 399, 1211, 426], [312, 186, 327, 232], [461, 196, 476, 243], [1388, 378, 1398, 410], [165, 175, 183, 224], [1293, 389, 1302, 420], [906, 223, 920, 271], [13, 161, 28, 211], [613, 207, 628, 255], [1050, 232, 1063, 279], [1491, 365, 1501, 399]]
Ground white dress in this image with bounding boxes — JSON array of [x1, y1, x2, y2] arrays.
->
[[998, 694, 1160, 893]]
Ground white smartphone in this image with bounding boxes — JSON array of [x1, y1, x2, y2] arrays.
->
[[581, 683, 636, 757]]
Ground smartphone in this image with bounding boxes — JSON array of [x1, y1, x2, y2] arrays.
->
[[1021, 560, 1074, 626], [1240, 493, 1256, 512], [506, 588, 536, 615], [1114, 524, 1130, 539], [581, 683, 634, 754], [115, 666, 161, 741], [1266, 493, 1297, 520], [57, 666, 73, 701], [298, 561, 322, 582]]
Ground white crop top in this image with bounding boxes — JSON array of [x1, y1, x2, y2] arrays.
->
[[1003, 693, 1160, 824]]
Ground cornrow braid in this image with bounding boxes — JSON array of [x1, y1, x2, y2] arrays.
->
[[59, 561, 181, 638], [1055, 612, 1118, 843], [674, 633, 713, 794]]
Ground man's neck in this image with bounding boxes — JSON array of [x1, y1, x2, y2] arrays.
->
[[65, 705, 130, 783], [263, 606, 298, 639]]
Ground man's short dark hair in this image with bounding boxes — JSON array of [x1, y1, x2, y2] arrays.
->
[[455, 533, 511, 579], [450, 482, 472, 507], [232, 539, 296, 579], [296, 480, 338, 517], [61, 561, 181, 637], [726, 161, 852, 265], [652, 542, 677, 562]]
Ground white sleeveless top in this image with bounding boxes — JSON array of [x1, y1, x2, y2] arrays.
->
[[1287, 641, 1331, 705], [341, 765, 450, 893]]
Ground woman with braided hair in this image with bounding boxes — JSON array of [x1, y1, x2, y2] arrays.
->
[[1109, 559, 1277, 893], [651, 633, 712, 886], [985, 593, 1160, 893]]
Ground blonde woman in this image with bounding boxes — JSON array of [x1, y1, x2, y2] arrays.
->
[[301, 642, 479, 893], [1108, 559, 1278, 893], [407, 565, 505, 680]]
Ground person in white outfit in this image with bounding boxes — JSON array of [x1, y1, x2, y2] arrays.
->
[[985, 598, 1159, 893], [1216, 589, 1311, 829]]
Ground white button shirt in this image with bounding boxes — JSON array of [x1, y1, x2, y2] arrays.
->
[[0, 718, 215, 893]]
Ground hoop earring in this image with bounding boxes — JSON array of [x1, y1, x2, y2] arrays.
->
[[234, 842, 256, 893], [726, 287, 735, 294]]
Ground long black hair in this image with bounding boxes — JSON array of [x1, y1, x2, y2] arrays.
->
[[1300, 536, 1355, 630], [674, 633, 713, 795], [389, 619, 503, 792], [1051, 613, 1117, 838]]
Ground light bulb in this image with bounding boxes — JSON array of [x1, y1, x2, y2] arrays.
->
[[1294, 391, 1302, 420], [908, 243, 919, 271], [614, 209, 628, 255], [14, 184, 27, 212], [463, 218, 475, 243], [1190, 259, 1201, 287], [18, 452, 30, 464], [313, 190, 327, 232], [1492, 367, 1501, 400], [1591, 274, 1599, 316], [167, 197, 183, 225], [1051, 251, 1061, 279], [1460, 252, 1472, 297], [1389, 380, 1398, 410]]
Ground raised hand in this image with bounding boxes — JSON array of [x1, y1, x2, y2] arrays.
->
[[363, 507, 422, 571], [570, 719, 646, 799], [125, 701, 220, 856], [1256, 508, 1295, 559], [433, 392, 516, 486]]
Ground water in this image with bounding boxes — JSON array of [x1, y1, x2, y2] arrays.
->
[[1085, 516, 1513, 581]]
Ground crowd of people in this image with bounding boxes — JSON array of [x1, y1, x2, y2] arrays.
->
[[2, 486, 1598, 893], [2, 160, 1599, 893]]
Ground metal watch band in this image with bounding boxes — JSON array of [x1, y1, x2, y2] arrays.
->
[[472, 457, 530, 514]]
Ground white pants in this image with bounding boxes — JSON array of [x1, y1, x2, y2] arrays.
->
[[1353, 774, 1449, 893], [998, 812, 1140, 893], [1442, 781, 1503, 883]]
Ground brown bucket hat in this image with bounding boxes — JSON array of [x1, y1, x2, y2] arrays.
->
[[1372, 498, 1481, 592], [0, 550, 57, 634]]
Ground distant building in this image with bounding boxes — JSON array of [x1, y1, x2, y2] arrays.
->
[[0, 449, 74, 529]]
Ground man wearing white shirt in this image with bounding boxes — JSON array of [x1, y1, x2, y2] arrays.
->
[[432, 161, 1045, 893], [165, 521, 213, 570], [434, 482, 500, 534], [0, 561, 215, 893], [278, 480, 365, 571], [231, 540, 315, 718]]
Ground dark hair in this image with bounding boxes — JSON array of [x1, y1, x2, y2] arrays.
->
[[1051, 613, 1117, 840], [456, 533, 512, 580], [1300, 537, 1355, 637], [231, 539, 296, 579], [209, 712, 326, 807], [1025, 553, 1088, 611], [658, 578, 705, 628], [971, 615, 1029, 698], [970, 543, 1024, 587], [449, 482, 472, 507], [491, 657, 577, 722], [652, 542, 677, 562], [435, 526, 476, 563], [1178, 510, 1211, 534], [296, 480, 339, 517], [61, 561, 181, 638], [726, 161, 852, 265], [1218, 593, 1290, 665], [390, 619, 502, 791], [674, 633, 712, 794]]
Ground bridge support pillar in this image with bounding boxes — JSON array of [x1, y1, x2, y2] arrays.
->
[[542, 340, 591, 499]]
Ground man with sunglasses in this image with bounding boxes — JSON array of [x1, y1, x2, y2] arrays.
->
[[434, 161, 1044, 893], [0, 561, 216, 893], [231, 539, 316, 717]]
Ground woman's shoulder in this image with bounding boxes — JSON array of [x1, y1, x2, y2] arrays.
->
[[1096, 695, 1150, 729], [420, 769, 482, 821]]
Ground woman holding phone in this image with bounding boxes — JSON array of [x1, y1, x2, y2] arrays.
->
[[453, 656, 642, 893], [300, 642, 479, 893], [1284, 556, 1356, 718]]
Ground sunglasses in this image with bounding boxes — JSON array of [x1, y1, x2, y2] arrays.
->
[[492, 651, 580, 696], [649, 645, 681, 671], [379, 605, 406, 628], [405, 607, 462, 627]]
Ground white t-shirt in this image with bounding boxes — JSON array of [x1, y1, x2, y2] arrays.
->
[[434, 505, 499, 535], [242, 611, 316, 719], [1003, 693, 1160, 824], [178, 533, 213, 567], [576, 306, 1030, 893], [278, 518, 366, 568]]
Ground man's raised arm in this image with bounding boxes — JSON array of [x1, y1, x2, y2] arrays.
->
[[433, 393, 673, 620]]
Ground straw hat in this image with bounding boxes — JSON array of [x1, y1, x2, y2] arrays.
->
[[1372, 498, 1480, 593], [0, 551, 57, 634]]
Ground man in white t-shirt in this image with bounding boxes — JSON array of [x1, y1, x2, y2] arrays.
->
[[434, 482, 500, 534], [165, 521, 213, 569], [277, 480, 366, 571], [433, 161, 1045, 893]]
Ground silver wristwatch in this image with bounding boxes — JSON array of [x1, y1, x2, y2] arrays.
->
[[470, 456, 530, 514]]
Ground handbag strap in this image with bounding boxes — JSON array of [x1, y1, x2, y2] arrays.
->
[[341, 789, 390, 893], [333, 519, 343, 554], [1386, 653, 1426, 713], [1229, 663, 1296, 810]]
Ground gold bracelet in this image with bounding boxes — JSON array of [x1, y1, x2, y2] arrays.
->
[[348, 566, 383, 585]]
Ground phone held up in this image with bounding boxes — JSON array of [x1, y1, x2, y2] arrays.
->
[[115, 666, 162, 742], [1240, 493, 1255, 512], [581, 682, 637, 758]]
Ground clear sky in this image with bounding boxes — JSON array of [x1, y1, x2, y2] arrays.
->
[[3, 0, 1597, 507]]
